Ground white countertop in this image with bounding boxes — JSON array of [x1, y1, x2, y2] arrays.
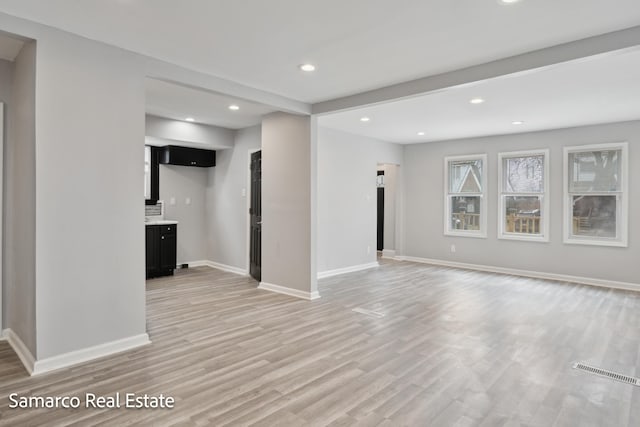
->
[[145, 219, 179, 226]]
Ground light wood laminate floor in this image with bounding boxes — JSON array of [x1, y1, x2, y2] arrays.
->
[[1, 260, 639, 426]]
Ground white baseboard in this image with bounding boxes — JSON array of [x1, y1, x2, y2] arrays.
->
[[31, 333, 151, 376], [184, 260, 248, 276], [3, 328, 36, 375], [318, 262, 379, 279], [397, 255, 640, 293], [381, 249, 396, 259], [258, 282, 321, 300]]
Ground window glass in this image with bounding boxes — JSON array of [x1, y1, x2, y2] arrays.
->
[[144, 145, 151, 200], [503, 196, 542, 235], [569, 150, 621, 192], [450, 196, 481, 231], [571, 195, 617, 238], [504, 155, 544, 193], [449, 160, 483, 193]]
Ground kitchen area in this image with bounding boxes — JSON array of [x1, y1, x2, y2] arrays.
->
[[144, 145, 216, 278], [142, 78, 267, 280]]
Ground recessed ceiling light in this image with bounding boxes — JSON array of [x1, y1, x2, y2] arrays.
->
[[417, 132, 425, 136], [299, 64, 316, 72], [499, 0, 521, 4], [512, 120, 524, 125], [185, 117, 195, 122], [469, 98, 485, 104], [360, 117, 370, 122], [228, 105, 240, 111]]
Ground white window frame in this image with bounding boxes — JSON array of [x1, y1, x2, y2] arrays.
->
[[444, 154, 487, 238], [563, 142, 628, 247], [498, 149, 549, 242], [144, 145, 151, 200]]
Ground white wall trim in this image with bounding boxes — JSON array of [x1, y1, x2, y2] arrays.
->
[[381, 249, 396, 259], [183, 260, 208, 267], [3, 328, 35, 375], [318, 262, 379, 279], [397, 256, 640, 293], [187, 260, 248, 276], [31, 334, 151, 376], [258, 282, 321, 300]]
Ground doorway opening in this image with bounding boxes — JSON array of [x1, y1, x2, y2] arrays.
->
[[376, 170, 384, 252], [376, 163, 399, 259], [249, 150, 262, 281]]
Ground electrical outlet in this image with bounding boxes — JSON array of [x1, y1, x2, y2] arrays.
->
[[450, 244, 456, 253], [367, 245, 371, 255], [170, 197, 176, 206], [241, 188, 246, 197]]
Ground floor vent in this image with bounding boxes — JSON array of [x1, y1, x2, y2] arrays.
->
[[352, 307, 385, 318], [573, 362, 640, 386]]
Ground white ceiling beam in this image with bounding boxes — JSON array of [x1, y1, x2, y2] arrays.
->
[[312, 25, 640, 115], [145, 57, 311, 116]]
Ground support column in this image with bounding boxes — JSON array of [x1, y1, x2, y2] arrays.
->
[[260, 112, 318, 300]]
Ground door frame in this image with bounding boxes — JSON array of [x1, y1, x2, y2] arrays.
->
[[377, 162, 403, 259], [246, 148, 261, 276]]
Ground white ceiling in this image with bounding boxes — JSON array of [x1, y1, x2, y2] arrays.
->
[[0, 1, 639, 103], [0, 32, 23, 61], [319, 48, 640, 143], [145, 78, 275, 129]]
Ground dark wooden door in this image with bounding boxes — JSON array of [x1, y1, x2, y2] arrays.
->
[[377, 188, 385, 251], [377, 171, 385, 252], [250, 151, 262, 281]]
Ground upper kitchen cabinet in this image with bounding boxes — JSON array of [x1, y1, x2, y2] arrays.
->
[[160, 145, 216, 168]]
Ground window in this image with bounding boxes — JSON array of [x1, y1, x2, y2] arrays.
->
[[144, 145, 151, 199], [564, 142, 628, 247], [145, 145, 160, 204], [444, 154, 487, 237], [498, 150, 549, 241]]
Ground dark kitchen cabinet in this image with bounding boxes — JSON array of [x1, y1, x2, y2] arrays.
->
[[145, 226, 159, 278], [145, 224, 177, 278], [160, 145, 216, 167]]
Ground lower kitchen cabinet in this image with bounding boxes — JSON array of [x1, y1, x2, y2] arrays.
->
[[146, 224, 177, 278]]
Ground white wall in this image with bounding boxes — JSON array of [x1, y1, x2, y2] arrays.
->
[[146, 114, 234, 149], [206, 125, 261, 270], [32, 30, 147, 359], [4, 42, 36, 355], [0, 58, 12, 102], [317, 127, 403, 273], [160, 165, 208, 264], [262, 113, 316, 295], [0, 58, 12, 330], [403, 120, 640, 285]]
